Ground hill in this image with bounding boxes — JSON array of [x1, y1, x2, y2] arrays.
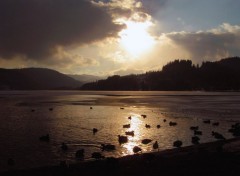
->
[[0, 68, 82, 90], [68, 74, 104, 83], [80, 57, 240, 91]]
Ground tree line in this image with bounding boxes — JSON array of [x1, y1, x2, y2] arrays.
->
[[80, 57, 240, 91]]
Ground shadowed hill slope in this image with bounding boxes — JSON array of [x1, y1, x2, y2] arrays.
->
[[0, 68, 82, 90], [81, 57, 240, 91], [68, 74, 104, 84]]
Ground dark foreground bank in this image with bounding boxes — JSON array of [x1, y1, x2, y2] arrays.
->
[[2, 138, 240, 176]]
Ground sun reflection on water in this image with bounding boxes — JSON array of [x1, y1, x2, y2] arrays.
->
[[122, 113, 144, 155]]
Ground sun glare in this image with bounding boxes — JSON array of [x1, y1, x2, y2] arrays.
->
[[119, 21, 156, 57]]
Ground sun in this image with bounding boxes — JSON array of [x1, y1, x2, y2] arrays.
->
[[119, 21, 156, 57]]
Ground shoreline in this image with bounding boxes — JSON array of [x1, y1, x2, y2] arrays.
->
[[2, 137, 240, 176]]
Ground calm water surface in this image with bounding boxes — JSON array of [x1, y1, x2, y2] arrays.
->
[[0, 91, 240, 171]]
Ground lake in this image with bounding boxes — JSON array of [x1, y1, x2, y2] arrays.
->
[[0, 91, 240, 171]]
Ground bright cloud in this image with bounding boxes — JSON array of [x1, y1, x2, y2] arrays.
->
[[165, 23, 240, 62], [0, 0, 240, 76]]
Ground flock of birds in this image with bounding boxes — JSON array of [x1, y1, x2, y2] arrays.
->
[[40, 107, 240, 160], [7, 106, 240, 167], [118, 114, 230, 150]]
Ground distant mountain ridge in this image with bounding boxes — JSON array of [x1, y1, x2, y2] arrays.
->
[[81, 57, 240, 91], [1, 57, 240, 91], [0, 68, 82, 90], [68, 74, 104, 83]]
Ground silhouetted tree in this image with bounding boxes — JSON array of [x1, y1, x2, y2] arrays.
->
[[80, 57, 240, 91]]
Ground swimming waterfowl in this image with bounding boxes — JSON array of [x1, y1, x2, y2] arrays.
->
[[142, 139, 152, 144], [169, 121, 177, 126], [153, 141, 159, 150], [118, 135, 128, 144], [125, 131, 134, 136], [157, 125, 161, 129], [228, 123, 240, 136], [203, 120, 211, 124], [75, 149, 84, 159], [123, 124, 131, 128], [192, 136, 200, 145], [101, 144, 116, 151], [212, 131, 226, 140], [92, 152, 104, 159], [133, 146, 142, 153], [145, 124, 151, 128], [93, 128, 98, 134], [212, 122, 219, 126], [231, 123, 240, 128], [190, 126, 199, 130], [173, 140, 182, 148]]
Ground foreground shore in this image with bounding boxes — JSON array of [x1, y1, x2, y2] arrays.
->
[[2, 137, 240, 176]]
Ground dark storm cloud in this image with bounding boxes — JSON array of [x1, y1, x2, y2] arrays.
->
[[92, 0, 140, 20], [166, 26, 240, 60], [0, 0, 124, 60], [140, 0, 168, 14], [105, 5, 133, 20]]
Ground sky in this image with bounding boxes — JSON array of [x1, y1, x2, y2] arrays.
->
[[0, 0, 240, 76]]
